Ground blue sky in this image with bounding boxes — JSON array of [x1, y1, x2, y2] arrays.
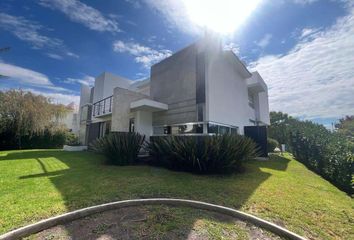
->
[[0, 0, 353, 127]]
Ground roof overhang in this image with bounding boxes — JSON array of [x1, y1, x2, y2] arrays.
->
[[130, 98, 168, 112], [225, 51, 252, 79], [247, 72, 268, 94]]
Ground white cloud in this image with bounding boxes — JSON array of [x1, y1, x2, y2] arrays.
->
[[113, 40, 172, 68], [293, 0, 318, 5], [255, 34, 272, 48], [0, 61, 73, 93], [66, 51, 80, 58], [0, 61, 52, 86], [0, 13, 78, 59], [23, 88, 80, 106], [63, 75, 95, 86], [38, 0, 120, 33], [224, 42, 240, 55], [125, 0, 142, 9], [143, 0, 200, 34], [249, 7, 354, 120], [300, 28, 319, 39], [0, 13, 63, 49], [46, 53, 64, 60]]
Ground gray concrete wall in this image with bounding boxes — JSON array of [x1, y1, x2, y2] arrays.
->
[[111, 87, 148, 132], [150, 44, 199, 126]]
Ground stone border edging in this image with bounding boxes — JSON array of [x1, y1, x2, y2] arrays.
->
[[0, 198, 307, 240]]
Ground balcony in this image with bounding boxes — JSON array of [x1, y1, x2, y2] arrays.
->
[[92, 95, 113, 117]]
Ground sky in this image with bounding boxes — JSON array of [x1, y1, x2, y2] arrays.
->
[[0, 0, 353, 128]]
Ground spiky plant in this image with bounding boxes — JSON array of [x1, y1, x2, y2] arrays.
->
[[146, 134, 259, 174], [91, 132, 145, 165]]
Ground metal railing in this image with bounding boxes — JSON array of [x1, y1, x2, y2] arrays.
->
[[92, 95, 113, 117]]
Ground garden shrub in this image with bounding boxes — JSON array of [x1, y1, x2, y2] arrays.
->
[[0, 129, 66, 150], [91, 132, 145, 165], [65, 132, 79, 146], [269, 111, 354, 194], [267, 138, 279, 153], [146, 134, 259, 174], [21, 130, 66, 149]]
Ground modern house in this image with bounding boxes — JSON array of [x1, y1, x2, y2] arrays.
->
[[78, 36, 270, 145]]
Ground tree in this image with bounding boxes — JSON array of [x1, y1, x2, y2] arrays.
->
[[268, 111, 296, 144], [335, 115, 354, 142], [0, 90, 69, 148]]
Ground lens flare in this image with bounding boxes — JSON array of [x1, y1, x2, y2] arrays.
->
[[182, 0, 261, 34]]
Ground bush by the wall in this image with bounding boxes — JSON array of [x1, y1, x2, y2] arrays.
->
[[267, 138, 279, 153], [65, 132, 79, 146], [21, 130, 66, 149], [146, 134, 259, 174], [269, 112, 354, 194], [289, 123, 353, 194], [91, 132, 145, 165], [0, 129, 66, 150]]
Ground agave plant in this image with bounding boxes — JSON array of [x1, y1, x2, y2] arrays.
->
[[146, 134, 259, 174], [91, 132, 145, 165]]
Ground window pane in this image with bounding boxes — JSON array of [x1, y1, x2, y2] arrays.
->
[[196, 124, 203, 134], [207, 123, 218, 134], [153, 126, 164, 135], [164, 126, 171, 134], [219, 126, 230, 134], [231, 127, 238, 134]]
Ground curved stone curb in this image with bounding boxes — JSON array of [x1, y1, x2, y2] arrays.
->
[[0, 198, 307, 240]]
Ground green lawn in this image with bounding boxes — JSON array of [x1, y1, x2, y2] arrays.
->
[[0, 150, 353, 239]]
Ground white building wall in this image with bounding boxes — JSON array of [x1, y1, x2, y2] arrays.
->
[[135, 111, 153, 139], [93, 72, 132, 104], [248, 106, 257, 124], [79, 84, 91, 107], [258, 91, 270, 124], [205, 52, 251, 134], [91, 72, 133, 124], [253, 93, 260, 122], [93, 74, 104, 104]]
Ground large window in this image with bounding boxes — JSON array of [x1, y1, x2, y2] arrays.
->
[[153, 122, 238, 136], [177, 123, 203, 134], [207, 123, 218, 134], [208, 123, 238, 135]]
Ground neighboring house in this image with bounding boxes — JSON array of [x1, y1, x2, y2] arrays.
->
[[60, 102, 80, 135], [78, 36, 270, 145]]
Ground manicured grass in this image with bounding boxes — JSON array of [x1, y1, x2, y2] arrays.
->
[[0, 150, 353, 239]]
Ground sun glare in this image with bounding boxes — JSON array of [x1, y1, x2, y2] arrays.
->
[[182, 0, 261, 34]]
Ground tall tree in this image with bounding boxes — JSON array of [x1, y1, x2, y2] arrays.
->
[[0, 90, 69, 148], [268, 111, 296, 144], [335, 115, 354, 142]]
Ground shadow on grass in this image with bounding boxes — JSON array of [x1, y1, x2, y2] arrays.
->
[[1, 150, 290, 239]]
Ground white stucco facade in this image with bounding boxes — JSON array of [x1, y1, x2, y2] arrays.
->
[[205, 49, 252, 134]]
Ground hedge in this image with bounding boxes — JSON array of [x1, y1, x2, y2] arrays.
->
[[269, 112, 353, 194]]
